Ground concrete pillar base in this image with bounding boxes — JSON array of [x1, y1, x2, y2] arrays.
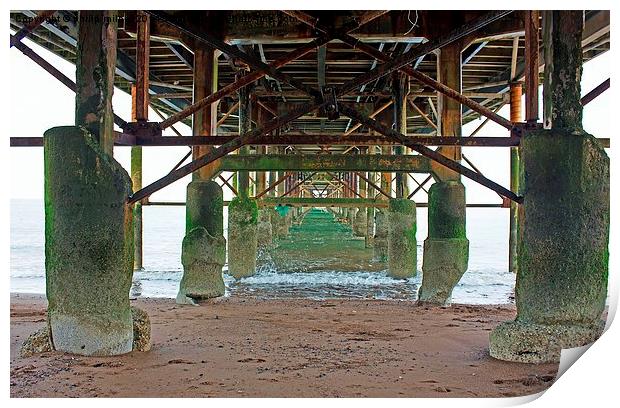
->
[[490, 130, 609, 363], [353, 206, 367, 237], [177, 228, 226, 304], [44, 126, 137, 356], [373, 209, 388, 262], [489, 320, 604, 363], [228, 198, 258, 279], [178, 180, 226, 304], [418, 238, 469, 304], [131, 306, 152, 352], [387, 199, 417, 279]]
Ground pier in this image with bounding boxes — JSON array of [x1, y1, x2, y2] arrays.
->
[[9, 9, 611, 397]]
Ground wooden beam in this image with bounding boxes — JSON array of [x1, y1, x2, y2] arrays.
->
[[524, 10, 540, 123], [135, 11, 150, 122], [75, 10, 118, 155], [192, 44, 219, 180]]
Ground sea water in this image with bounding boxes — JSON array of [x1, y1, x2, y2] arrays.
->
[[10, 199, 515, 304]]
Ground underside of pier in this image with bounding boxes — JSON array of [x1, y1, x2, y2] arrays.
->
[[9, 8, 611, 397]]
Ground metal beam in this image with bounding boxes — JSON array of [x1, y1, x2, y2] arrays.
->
[[581, 78, 610, 106], [339, 104, 522, 203], [218, 154, 432, 173], [127, 99, 326, 204]]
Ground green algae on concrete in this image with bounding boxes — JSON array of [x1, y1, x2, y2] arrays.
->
[[373, 209, 388, 262], [365, 207, 375, 248], [177, 180, 226, 304], [353, 206, 367, 237], [269, 208, 381, 272], [228, 197, 258, 279], [489, 130, 609, 363], [257, 209, 274, 251], [178, 227, 227, 304], [387, 199, 417, 279], [418, 181, 469, 305], [44, 126, 135, 356], [272, 206, 290, 240]]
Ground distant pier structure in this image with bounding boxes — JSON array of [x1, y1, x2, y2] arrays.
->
[[10, 10, 610, 362]]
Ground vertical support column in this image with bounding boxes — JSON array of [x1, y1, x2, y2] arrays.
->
[[373, 165, 391, 262], [508, 82, 522, 272], [420, 40, 469, 303], [75, 10, 117, 155], [490, 11, 609, 363], [237, 71, 253, 197], [39, 11, 153, 355], [192, 45, 219, 180], [178, 42, 225, 304], [542, 11, 584, 130], [228, 70, 258, 278], [256, 108, 273, 253], [392, 72, 409, 198], [365, 171, 375, 248], [131, 11, 149, 272], [353, 156, 368, 237], [524, 10, 540, 124]]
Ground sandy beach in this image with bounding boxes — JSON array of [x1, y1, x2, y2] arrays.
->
[[10, 293, 558, 397]]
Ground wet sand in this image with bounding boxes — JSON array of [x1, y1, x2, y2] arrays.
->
[[10, 293, 558, 398]]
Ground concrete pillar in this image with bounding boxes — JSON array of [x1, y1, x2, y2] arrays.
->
[[419, 40, 469, 304], [365, 206, 375, 248], [387, 199, 417, 279], [373, 167, 390, 261], [373, 209, 388, 262], [228, 197, 258, 278], [490, 11, 608, 363], [177, 181, 226, 304], [177, 43, 224, 304], [35, 11, 152, 356], [44, 126, 134, 355], [257, 209, 274, 251], [353, 206, 367, 237], [418, 181, 469, 304]]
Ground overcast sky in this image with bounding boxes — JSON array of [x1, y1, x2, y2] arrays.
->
[[9, 34, 610, 203]]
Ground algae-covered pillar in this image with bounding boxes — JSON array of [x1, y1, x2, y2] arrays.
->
[[373, 169, 390, 262], [42, 11, 150, 355], [177, 43, 226, 304], [256, 144, 273, 251], [490, 11, 609, 363], [387, 72, 416, 279], [373, 107, 391, 262], [227, 70, 258, 278], [353, 168, 368, 237], [365, 172, 375, 248], [418, 40, 469, 304]]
